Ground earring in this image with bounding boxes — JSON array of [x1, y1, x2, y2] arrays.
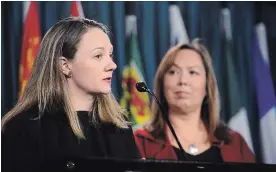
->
[[67, 71, 72, 78]]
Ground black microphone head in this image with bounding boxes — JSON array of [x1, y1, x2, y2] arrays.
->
[[136, 82, 148, 92]]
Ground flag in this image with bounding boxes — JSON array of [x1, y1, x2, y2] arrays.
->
[[120, 15, 151, 130], [70, 1, 84, 17], [169, 4, 189, 46], [253, 23, 276, 164], [221, 8, 254, 153], [19, 1, 41, 97]]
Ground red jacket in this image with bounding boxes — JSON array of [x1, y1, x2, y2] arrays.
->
[[134, 128, 256, 163]]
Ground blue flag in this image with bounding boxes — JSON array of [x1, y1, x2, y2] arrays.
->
[[253, 23, 276, 164]]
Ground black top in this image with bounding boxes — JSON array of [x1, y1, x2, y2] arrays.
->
[[173, 146, 223, 162], [2, 108, 140, 172]]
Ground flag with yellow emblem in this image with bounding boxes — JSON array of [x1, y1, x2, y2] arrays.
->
[[120, 15, 151, 129], [19, 1, 41, 97]]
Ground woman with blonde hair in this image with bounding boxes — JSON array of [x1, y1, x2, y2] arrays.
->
[[2, 17, 139, 172], [134, 39, 255, 163]]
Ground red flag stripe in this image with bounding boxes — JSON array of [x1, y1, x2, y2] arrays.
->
[[19, 1, 41, 97], [71, 1, 84, 17]]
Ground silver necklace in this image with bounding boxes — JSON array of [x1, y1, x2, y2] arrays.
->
[[181, 135, 202, 155], [188, 144, 199, 155]]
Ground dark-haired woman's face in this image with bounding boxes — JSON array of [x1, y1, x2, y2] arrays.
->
[[163, 49, 206, 113], [68, 28, 116, 95]]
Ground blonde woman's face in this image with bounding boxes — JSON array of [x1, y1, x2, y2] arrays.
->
[[163, 49, 206, 113], [69, 28, 116, 94]]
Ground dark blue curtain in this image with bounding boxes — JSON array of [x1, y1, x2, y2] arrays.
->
[[2, 1, 276, 163]]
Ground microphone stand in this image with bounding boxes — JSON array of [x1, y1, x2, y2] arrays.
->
[[136, 82, 188, 160]]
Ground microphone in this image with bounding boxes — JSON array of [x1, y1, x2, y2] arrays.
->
[[136, 81, 187, 160], [135, 82, 148, 92]]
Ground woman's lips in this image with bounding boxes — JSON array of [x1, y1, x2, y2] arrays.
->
[[175, 91, 190, 98], [103, 77, 112, 84]]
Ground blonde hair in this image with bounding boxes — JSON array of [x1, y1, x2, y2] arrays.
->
[[145, 39, 221, 139], [2, 17, 129, 139]]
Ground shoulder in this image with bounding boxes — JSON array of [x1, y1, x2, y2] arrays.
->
[[2, 107, 40, 135], [9, 106, 40, 121], [214, 121, 237, 144], [227, 129, 249, 146], [133, 127, 160, 143], [134, 127, 169, 158], [1, 107, 42, 157], [2, 107, 48, 171], [219, 127, 256, 162], [134, 127, 167, 142], [2, 106, 63, 138], [215, 122, 250, 146], [134, 128, 152, 138]]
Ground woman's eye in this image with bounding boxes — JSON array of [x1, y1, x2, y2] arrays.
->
[[190, 71, 199, 75], [168, 70, 176, 75], [94, 54, 103, 59]]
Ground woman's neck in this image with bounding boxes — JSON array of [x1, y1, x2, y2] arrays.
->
[[67, 84, 94, 111], [168, 109, 206, 137], [70, 93, 94, 111]]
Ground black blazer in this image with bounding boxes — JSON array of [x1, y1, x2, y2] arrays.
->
[[2, 107, 140, 172]]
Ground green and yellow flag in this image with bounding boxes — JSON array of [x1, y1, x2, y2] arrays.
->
[[120, 15, 151, 129]]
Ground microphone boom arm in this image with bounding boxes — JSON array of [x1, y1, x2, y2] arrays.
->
[[136, 81, 187, 160], [147, 89, 187, 160]]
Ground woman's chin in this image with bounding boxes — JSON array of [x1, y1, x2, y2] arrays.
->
[[99, 88, 112, 94]]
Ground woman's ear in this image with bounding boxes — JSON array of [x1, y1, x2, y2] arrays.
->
[[58, 56, 72, 78]]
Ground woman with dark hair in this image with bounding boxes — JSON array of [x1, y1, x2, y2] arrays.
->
[[2, 17, 140, 172], [134, 39, 255, 163]]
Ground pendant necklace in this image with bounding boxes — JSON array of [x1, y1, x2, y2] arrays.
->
[[182, 136, 201, 155], [188, 144, 199, 155]]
